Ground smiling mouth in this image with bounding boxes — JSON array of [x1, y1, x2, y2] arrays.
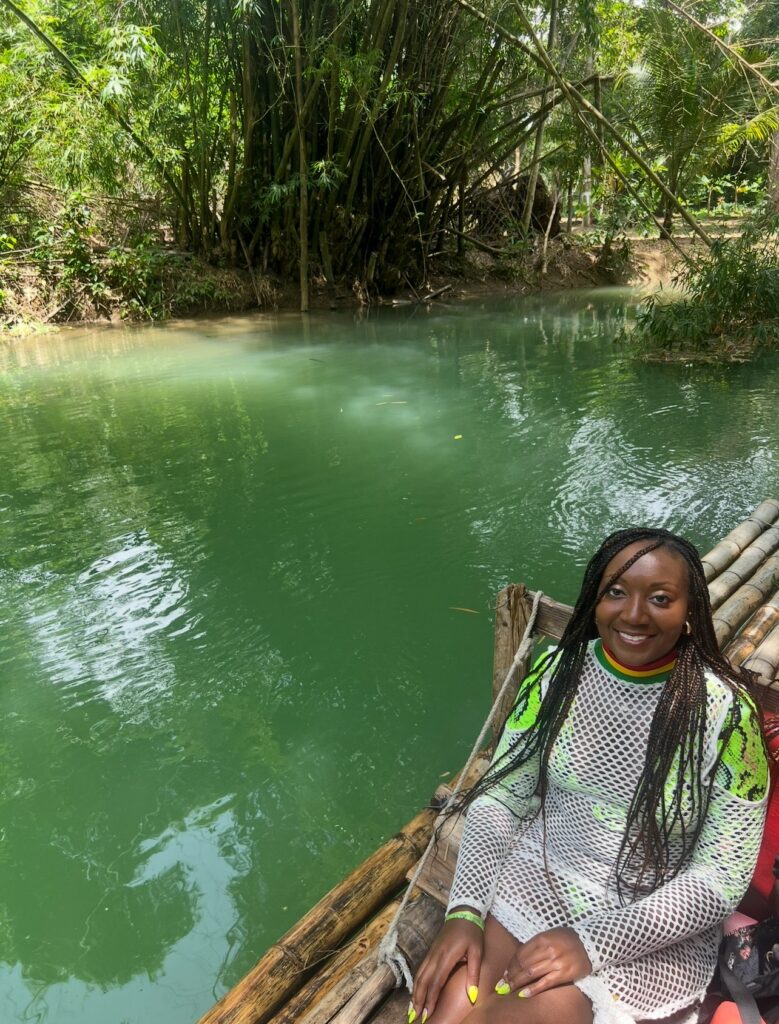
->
[[615, 631, 654, 644]]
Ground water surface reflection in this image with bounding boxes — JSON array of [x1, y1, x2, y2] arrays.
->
[[1, 292, 778, 1022]]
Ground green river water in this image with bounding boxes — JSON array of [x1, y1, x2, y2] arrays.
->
[[1, 290, 779, 1024]]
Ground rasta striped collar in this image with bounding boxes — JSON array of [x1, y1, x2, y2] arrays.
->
[[594, 638, 676, 684]]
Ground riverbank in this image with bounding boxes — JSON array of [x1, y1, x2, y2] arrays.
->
[[0, 235, 687, 338]]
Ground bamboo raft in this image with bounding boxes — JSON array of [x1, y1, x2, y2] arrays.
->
[[198, 498, 779, 1024]]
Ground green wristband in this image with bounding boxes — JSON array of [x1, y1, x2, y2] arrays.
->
[[445, 910, 485, 931]]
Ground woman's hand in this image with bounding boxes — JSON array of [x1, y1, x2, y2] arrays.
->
[[411, 916, 484, 1021], [500, 927, 591, 998]]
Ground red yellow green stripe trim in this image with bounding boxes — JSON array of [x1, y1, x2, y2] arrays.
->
[[594, 639, 676, 684]]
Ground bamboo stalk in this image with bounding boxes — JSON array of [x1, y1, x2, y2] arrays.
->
[[291, 0, 309, 313], [326, 894, 443, 1024], [293, 949, 380, 1024], [328, 965, 396, 1024], [520, 0, 557, 235], [196, 795, 447, 1024], [725, 589, 779, 667], [706, 527, 779, 610], [368, 989, 412, 1024], [267, 899, 402, 1024], [454, 0, 715, 249], [700, 499, 779, 582], [713, 555, 779, 646], [742, 622, 779, 710]]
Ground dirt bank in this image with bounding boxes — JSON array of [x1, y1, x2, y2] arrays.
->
[[270, 235, 686, 311], [1, 235, 685, 336]]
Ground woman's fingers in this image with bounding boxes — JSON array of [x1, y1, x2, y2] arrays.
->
[[500, 928, 591, 994], [505, 951, 556, 991], [412, 951, 466, 1019], [515, 965, 565, 998], [423, 939, 482, 1016], [411, 922, 483, 1020], [411, 954, 439, 1020], [465, 939, 483, 1007]]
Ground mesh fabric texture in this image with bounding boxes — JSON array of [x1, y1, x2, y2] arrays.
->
[[447, 641, 768, 1022]]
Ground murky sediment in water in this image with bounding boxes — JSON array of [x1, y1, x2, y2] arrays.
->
[[1, 291, 778, 1023]]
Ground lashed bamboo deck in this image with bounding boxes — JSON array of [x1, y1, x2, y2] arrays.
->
[[198, 499, 779, 1024]]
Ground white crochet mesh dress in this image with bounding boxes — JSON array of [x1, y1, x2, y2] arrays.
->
[[447, 640, 768, 1024]]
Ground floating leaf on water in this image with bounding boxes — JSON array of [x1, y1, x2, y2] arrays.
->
[[449, 606, 478, 614], [453, 434, 463, 440]]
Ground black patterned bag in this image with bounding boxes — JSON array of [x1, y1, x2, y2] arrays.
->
[[714, 918, 779, 1024]]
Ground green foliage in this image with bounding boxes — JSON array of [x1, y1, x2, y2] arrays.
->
[[628, 215, 779, 356], [607, 1, 771, 232], [1, 0, 778, 304], [4, 194, 241, 321], [719, 107, 779, 157]]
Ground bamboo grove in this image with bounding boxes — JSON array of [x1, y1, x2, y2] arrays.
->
[[1, 0, 778, 308]]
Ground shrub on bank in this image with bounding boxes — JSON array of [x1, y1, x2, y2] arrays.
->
[[0, 197, 270, 328], [628, 214, 779, 358]]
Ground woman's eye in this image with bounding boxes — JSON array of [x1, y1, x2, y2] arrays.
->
[[606, 586, 624, 598], [651, 594, 670, 605]]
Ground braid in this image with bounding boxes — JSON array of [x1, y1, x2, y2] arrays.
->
[[453, 526, 758, 901]]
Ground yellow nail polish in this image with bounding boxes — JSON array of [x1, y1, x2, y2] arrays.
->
[[495, 980, 511, 995], [518, 988, 531, 998], [468, 985, 478, 1005], [421, 1011, 428, 1024], [408, 1002, 417, 1024]]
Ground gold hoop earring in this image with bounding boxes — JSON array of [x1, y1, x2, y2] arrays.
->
[[683, 620, 692, 636]]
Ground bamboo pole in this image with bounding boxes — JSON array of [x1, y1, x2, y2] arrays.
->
[[328, 965, 396, 1024], [267, 899, 402, 1024], [293, 953, 379, 1024], [725, 589, 779, 667], [197, 795, 447, 1024], [742, 622, 779, 711], [454, 0, 714, 250], [713, 555, 779, 647], [326, 894, 443, 1024], [706, 527, 779, 610], [367, 989, 411, 1024], [291, 0, 309, 313], [700, 499, 779, 582]]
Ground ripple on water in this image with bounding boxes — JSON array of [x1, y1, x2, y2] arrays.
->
[[7, 529, 205, 714]]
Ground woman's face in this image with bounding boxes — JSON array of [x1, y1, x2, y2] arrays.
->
[[594, 541, 690, 667]]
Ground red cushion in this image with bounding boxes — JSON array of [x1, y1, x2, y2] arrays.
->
[[710, 1003, 767, 1024], [740, 713, 779, 908]]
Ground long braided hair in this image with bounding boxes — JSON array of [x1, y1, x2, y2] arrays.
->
[[458, 527, 758, 901]]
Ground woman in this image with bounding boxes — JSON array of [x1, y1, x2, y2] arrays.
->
[[411, 528, 769, 1024]]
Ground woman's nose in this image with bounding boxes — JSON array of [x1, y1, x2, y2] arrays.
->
[[622, 595, 648, 624]]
